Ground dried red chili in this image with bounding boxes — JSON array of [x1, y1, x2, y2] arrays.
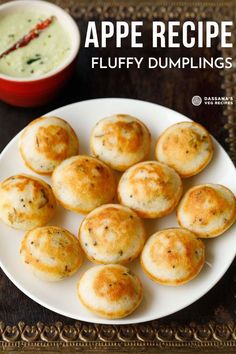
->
[[0, 16, 55, 60]]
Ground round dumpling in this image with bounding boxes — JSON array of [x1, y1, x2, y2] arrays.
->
[[0, 174, 56, 230], [77, 264, 143, 319], [118, 161, 183, 218], [20, 226, 83, 281], [90, 114, 151, 171], [155, 121, 213, 178], [19, 116, 79, 174], [177, 184, 236, 238], [52, 155, 116, 213], [79, 204, 146, 264], [141, 228, 205, 285]]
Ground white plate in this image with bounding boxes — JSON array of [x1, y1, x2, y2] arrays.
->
[[0, 98, 235, 325]]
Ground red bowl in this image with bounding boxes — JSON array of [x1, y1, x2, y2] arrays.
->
[[0, 59, 77, 107], [0, 1, 80, 107]]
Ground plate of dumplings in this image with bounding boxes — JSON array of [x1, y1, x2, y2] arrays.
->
[[0, 98, 235, 324]]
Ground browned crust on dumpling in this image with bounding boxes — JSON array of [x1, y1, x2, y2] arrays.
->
[[20, 226, 83, 280], [90, 114, 151, 171], [77, 264, 143, 319], [177, 184, 236, 238], [117, 161, 183, 218], [0, 174, 56, 230], [52, 156, 117, 214], [79, 204, 146, 264], [155, 122, 214, 178], [19, 116, 79, 175], [141, 228, 205, 285]]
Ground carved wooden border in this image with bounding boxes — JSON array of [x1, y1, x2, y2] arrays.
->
[[1, 320, 236, 350], [0, 0, 235, 351]]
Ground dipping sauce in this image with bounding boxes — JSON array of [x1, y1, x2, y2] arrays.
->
[[0, 10, 71, 78]]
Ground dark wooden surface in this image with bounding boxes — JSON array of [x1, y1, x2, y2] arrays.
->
[[0, 18, 235, 327]]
